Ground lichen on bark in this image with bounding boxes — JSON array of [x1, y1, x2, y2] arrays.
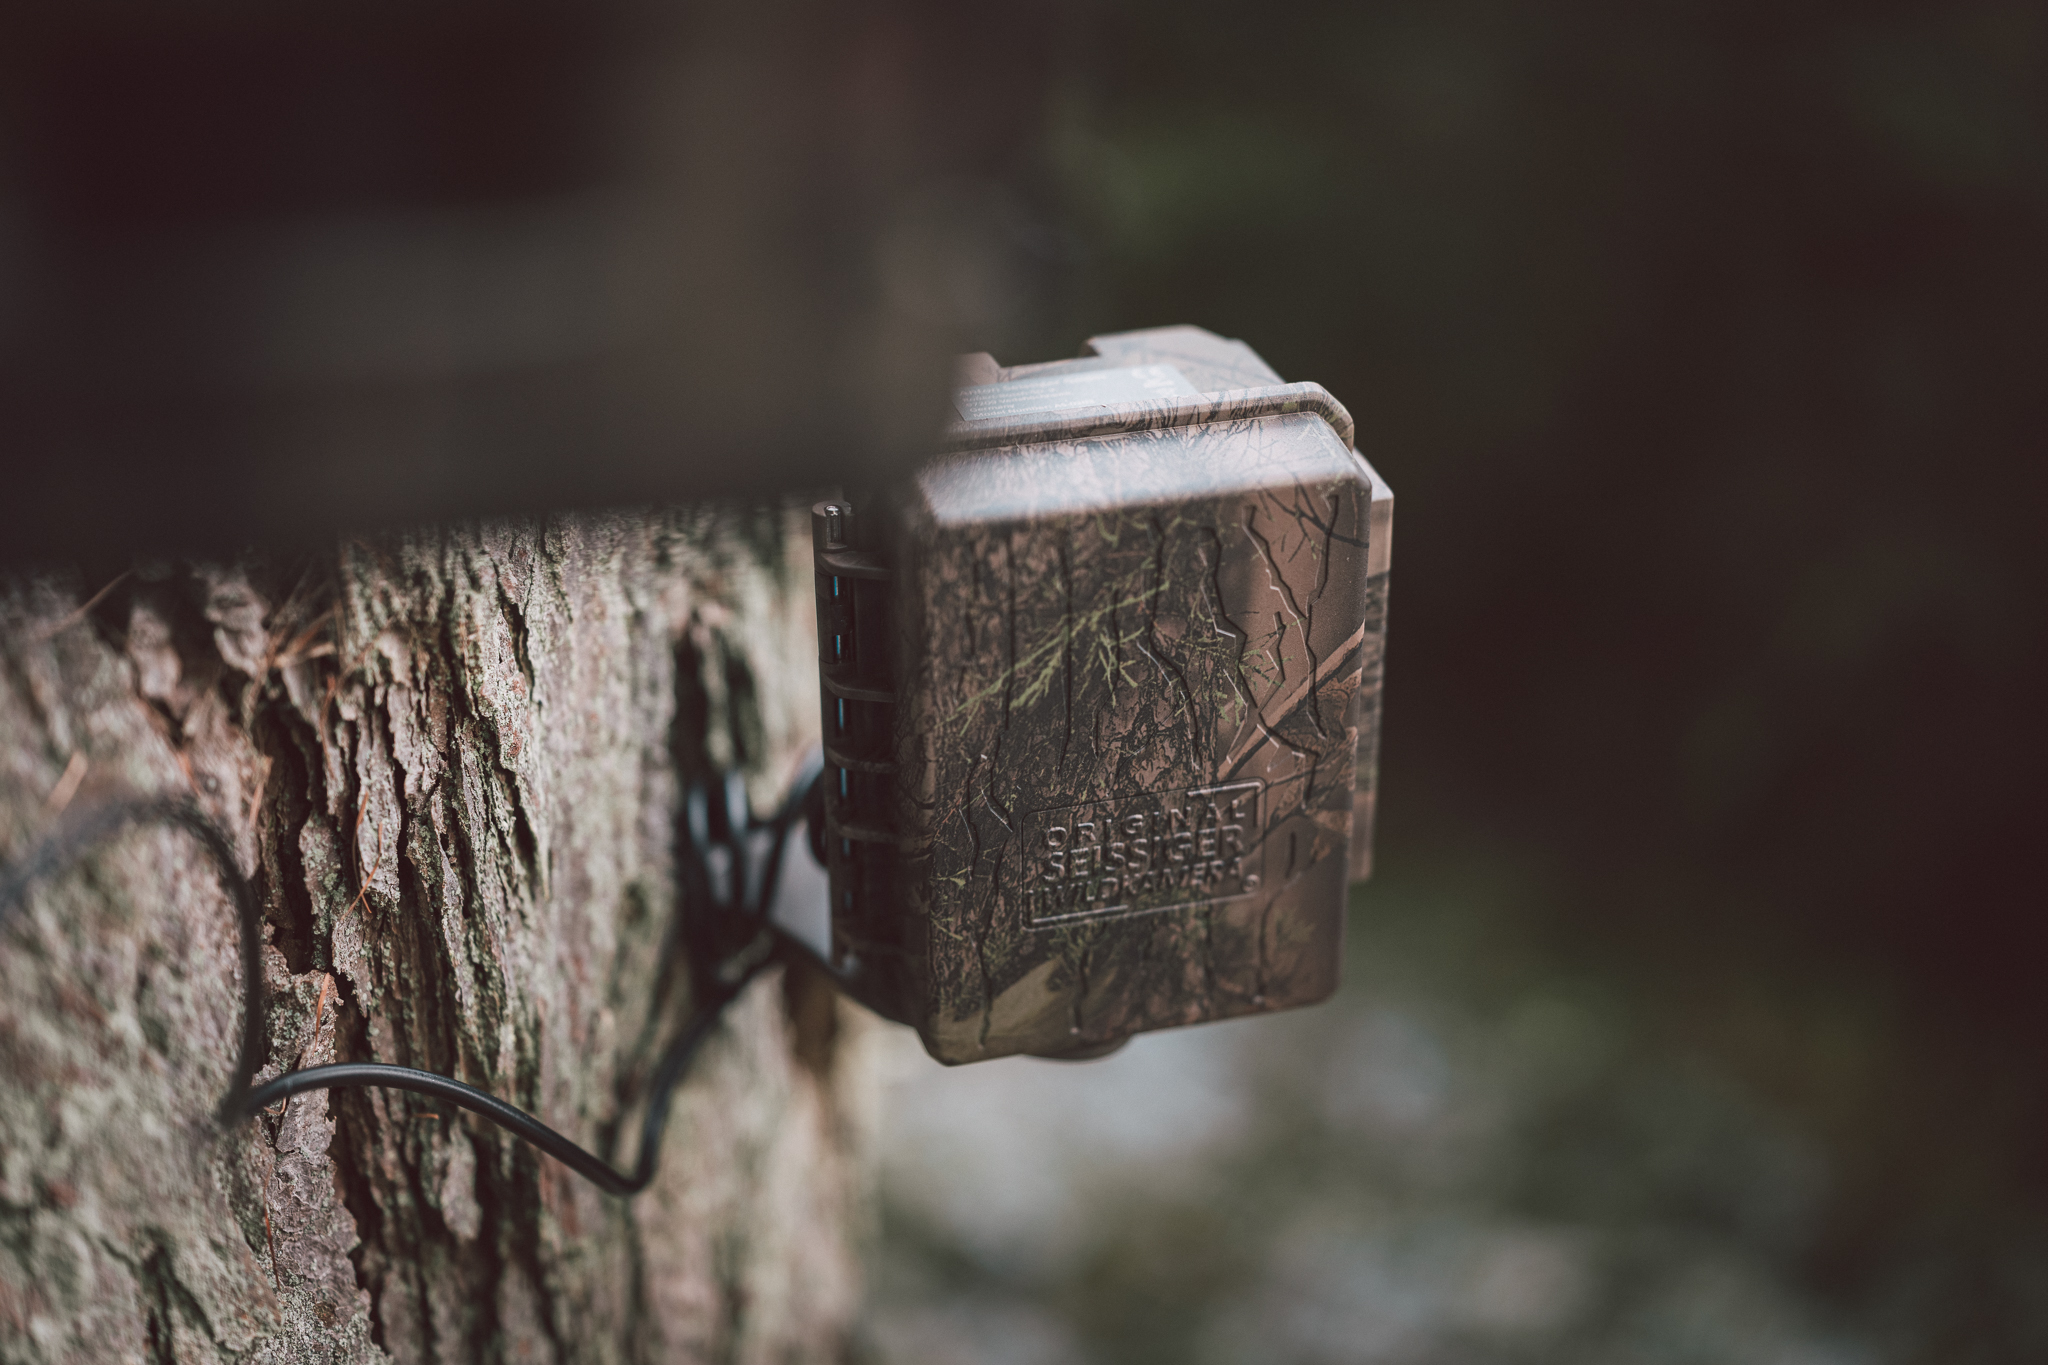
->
[[0, 506, 876, 1364]]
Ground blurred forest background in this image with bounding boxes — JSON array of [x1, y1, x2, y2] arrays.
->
[[865, 2, 2048, 1362]]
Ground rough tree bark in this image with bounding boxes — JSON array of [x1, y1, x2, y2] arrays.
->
[[0, 507, 879, 1364]]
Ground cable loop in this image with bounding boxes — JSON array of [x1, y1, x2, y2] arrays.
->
[[0, 773, 815, 1198]]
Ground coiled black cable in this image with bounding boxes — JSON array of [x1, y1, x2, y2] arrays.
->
[[0, 774, 814, 1198]]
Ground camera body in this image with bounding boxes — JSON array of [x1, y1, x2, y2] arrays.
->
[[802, 326, 1392, 1062]]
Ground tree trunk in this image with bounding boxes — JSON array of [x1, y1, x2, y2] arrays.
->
[[0, 507, 877, 1364]]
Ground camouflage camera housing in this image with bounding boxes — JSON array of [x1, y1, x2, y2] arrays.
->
[[804, 326, 1392, 1062]]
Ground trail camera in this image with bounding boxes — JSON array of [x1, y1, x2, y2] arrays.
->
[[794, 326, 1392, 1062]]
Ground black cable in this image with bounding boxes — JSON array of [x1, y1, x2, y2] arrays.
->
[[239, 974, 759, 1197], [0, 775, 813, 1197]]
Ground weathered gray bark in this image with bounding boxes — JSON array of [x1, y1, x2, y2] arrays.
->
[[0, 508, 878, 1363]]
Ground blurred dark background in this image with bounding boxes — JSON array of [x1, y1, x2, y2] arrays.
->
[[0, 0, 1059, 563], [873, 2, 2048, 1362]]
